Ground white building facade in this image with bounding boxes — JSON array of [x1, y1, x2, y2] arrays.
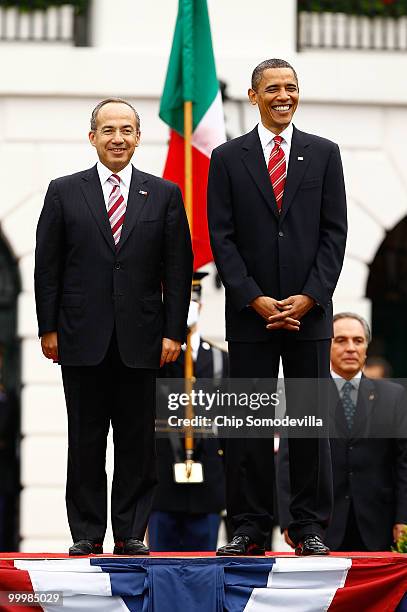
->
[[0, 0, 406, 550]]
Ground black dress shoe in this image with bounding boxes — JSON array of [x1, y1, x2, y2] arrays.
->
[[216, 535, 265, 556], [113, 538, 150, 555], [295, 535, 330, 556], [69, 540, 103, 556]]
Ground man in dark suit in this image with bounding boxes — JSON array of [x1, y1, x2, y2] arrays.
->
[[35, 98, 193, 556], [207, 58, 347, 556], [277, 312, 407, 551]]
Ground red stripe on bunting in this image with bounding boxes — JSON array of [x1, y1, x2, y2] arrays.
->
[[329, 556, 407, 612], [0, 561, 37, 612]]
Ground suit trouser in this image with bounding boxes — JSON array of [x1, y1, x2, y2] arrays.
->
[[226, 337, 333, 545], [61, 332, 157, 542], [336, 503, 368, 552]]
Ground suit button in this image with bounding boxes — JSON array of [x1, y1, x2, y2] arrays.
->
[[349, 471, 353, 477], [278, 231, 284, 237], [349, 446, 353, 451], [345, 495, 350, 500], [114, 263, 121, 270]]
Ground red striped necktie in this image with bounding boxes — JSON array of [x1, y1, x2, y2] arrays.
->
[[107, 174, 126, 245], [268, 135, 286, 211]]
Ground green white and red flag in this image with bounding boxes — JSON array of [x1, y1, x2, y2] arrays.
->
[[159, 0, 226, 270]]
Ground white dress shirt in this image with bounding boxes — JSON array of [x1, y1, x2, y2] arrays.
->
[[96, 161, 132, 210], [257, 122, 293, 168]]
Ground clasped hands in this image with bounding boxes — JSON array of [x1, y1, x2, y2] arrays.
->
[[250, 294, 315, 331]]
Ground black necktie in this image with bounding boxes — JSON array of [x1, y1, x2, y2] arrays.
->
[[341, 380, 356, 431]]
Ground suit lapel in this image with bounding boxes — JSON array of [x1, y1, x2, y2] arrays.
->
[[241, 127, 280, 220], [352, 376, 376, 439], [332, 375, 376, 440], [80, 165, 115, 252], [280, 126, 312, 223], [116, 166, 149, 252]]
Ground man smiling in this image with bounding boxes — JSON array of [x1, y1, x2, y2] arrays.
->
[[35, 98, 192, 556], [208, 59, 347, 556]]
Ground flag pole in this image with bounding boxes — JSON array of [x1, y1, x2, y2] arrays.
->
[[184, 99, 194, 476], [184, 100, 193, 231]]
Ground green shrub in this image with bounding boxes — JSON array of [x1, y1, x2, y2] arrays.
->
[[298, 0, 407, 17], [392, 528, 407, 553]]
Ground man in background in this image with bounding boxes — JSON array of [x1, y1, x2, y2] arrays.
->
[[364, 356, 392, 379], [149, 272, 227, 551], [277, 313, 407, 551]]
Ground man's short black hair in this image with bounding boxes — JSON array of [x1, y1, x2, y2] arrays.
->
[[251, 59, 298, 91], [90, 98, 140, 132]]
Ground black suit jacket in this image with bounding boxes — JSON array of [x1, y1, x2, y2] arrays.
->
[[207, 125, 347, 341], [35, 165, 193, 367], [276, 377, 407, 550]]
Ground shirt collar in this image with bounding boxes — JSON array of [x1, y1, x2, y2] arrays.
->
[[97, 161, 133, 189], [331, 369, 362, 393], [257, 121, 293, 150]]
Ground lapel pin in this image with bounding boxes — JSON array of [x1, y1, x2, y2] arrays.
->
[[369, 393, 375, 401], [297, 156, 304, 161], [139, 190, 148, 196]]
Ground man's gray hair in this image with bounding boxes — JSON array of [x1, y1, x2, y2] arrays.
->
[[90, 98, 140, 132], [251, 58, 298, 91], [333, 312, 371, 344]]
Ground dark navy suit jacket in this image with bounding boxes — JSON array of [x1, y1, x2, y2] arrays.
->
[[207, 125, 347, 342], [35, 164, 193, 367]]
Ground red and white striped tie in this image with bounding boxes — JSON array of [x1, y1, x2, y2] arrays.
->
[[107, 174, 126, 245], [268, 135, 286, 211]]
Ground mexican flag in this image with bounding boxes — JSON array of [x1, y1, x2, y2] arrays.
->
[[159, 0, 226, 270]]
